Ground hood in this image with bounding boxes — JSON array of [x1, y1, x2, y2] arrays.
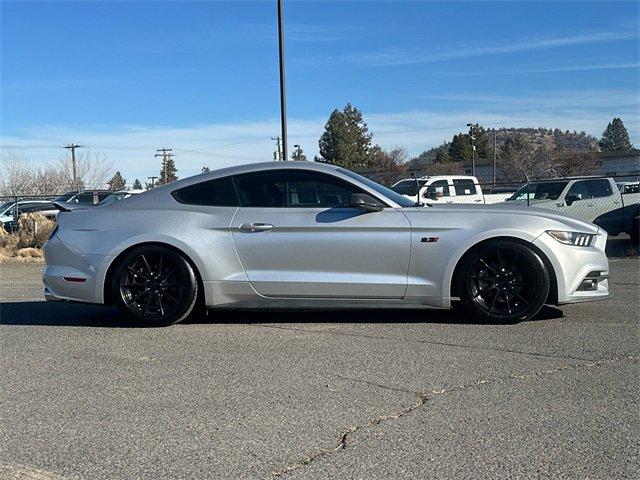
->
[[406, 202, 600, 234]]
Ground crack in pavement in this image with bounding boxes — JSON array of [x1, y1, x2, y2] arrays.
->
[[266, 355, 637, 479], [253, 323, 596, 362]]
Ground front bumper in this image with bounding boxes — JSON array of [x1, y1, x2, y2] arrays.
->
[[533, 230, 610, 305], [42, 234, 110, 304]]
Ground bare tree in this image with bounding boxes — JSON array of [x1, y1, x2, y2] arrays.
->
[[57, 151, 114, 190], [0, 152, 35, 196], [426, 161, 464, 176], [371, 146, 407, 186], [554, 150, 601, 177]]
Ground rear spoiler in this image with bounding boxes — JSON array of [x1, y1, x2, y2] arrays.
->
[[52, 201, 94, 213]]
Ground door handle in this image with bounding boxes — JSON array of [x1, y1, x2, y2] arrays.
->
[[239, 222, 274, 233]]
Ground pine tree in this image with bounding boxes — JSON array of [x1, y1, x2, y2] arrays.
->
[[448, 134, 472, 162], [599, 117, 633, 151], [318, 103, 375, 169], [434, 149, 450, 164], [132, 178, 143, 189], [107, 171, 126, 191], [159, 158, 178, 185]]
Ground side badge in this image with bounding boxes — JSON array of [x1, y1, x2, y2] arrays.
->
[[421, 237, 439, 243]]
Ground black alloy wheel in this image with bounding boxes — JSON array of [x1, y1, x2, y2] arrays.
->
[[112, 245, 198, 326], [457, 240, 550, 323]]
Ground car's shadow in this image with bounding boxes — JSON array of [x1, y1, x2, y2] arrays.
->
[[0, 301, 565, 328]]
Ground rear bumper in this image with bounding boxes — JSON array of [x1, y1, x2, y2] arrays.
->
[[42, 234, 110, 304]]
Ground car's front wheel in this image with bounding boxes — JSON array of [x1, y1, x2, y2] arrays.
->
[[112, 245, 198, 326], [456, 240, 550, 323]]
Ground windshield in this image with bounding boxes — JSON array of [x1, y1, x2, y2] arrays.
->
[[98, 193, 128, 206], [337, 168, 417, 207], [508, 181, 568, 201], [391, 180, 426, 196], [0, 202, 13, 215], [54, 193, 75, 203]]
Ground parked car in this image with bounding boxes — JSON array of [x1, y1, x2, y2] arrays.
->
[[45, 162, 609, 326], [0, 200, 57, 231], [97, 189, 145, 206], [53, 190, 113, 205], [506, 177, 640, 243], [483, 185, 520, 204], [391, 175, 513, 205]]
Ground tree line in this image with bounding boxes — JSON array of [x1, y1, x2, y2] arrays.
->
[[313, 104, 635, 184]]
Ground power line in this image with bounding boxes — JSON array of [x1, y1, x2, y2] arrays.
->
[[155, 148, 174, 185]]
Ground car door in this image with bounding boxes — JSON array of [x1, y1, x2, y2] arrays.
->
[[423, 180, 452, 204], [562, 180, 592, 221], [452, 179, 483, 205], [231, 170, 411, 299]]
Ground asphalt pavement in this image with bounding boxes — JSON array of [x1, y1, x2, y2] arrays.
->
[[0, 259, 638, 479]]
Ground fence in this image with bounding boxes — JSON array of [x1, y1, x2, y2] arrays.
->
[[1, 173, 638, 256]]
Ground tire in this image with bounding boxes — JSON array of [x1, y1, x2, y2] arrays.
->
[[111, 245, 198, 326], [456, 240, 550, 323]]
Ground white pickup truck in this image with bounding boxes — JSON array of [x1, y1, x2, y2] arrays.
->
[[506, 177, 640, 244], [391, 175, 513, 205]]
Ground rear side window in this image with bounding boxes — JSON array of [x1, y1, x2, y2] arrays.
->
[[172, 177, 239, 206], [453, 179, 477, 196], [585, 179, 613, 198]]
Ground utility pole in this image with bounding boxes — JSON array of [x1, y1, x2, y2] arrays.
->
[[147, 176, 158, 189], [155, 148, 174, 185], [293, 144, 303, 161], [63, 144, 84, 192], [271, 136, 282, 161], [277, 0, 288, 161]]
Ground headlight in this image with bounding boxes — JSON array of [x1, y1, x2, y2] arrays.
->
[[546, 230, 595, 247]]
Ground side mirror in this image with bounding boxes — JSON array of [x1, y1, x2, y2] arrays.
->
[[349, 193, 384, 212], [565, 194, 581, 206]]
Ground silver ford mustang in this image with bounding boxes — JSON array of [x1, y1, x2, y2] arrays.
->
[[43, 162, 609, 326]]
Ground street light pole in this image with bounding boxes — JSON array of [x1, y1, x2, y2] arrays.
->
[[467, 123, 476, 177], [277, 0, 288, 162], [493, 130, 497, 186]]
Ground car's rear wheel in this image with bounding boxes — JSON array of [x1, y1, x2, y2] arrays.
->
[[112, 245, 198, 326], [457, 240, 550, 323]]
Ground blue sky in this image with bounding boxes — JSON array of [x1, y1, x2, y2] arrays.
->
[[1, 0, 639, 183]]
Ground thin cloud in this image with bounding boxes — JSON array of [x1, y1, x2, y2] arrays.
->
[[308, 30, 639, 67], [441, 61, 640, 76]]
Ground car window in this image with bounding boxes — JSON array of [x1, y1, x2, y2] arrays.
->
[[585, 179, 613, 198], [391, 180, 427, 196], [97, 193, 111, 202], [452, 179, 477, 196], [172, 177, 239, 206], [424, 180, 450, 198], [509, 182, 568, 201], [235, 170, 360, 208], [566, 181, 589, 200], [76, 193, 94, 204]]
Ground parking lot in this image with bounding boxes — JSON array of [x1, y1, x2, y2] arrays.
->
[[0, 259, 638, 479]]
